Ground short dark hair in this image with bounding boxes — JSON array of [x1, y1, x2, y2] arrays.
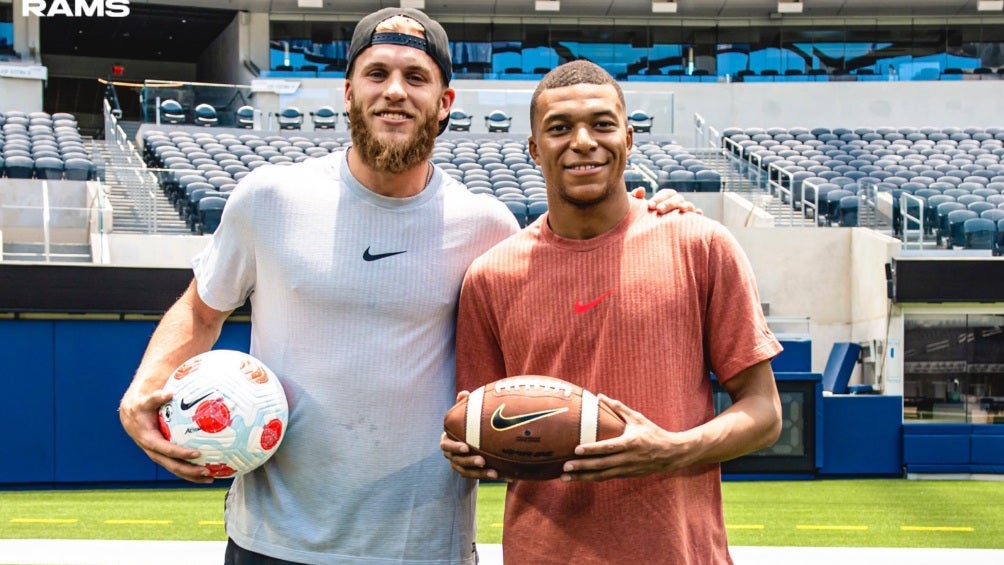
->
[[530, 60, 626, 133]]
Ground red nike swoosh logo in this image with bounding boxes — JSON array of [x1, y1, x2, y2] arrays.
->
[[573, 290, 613, 314]]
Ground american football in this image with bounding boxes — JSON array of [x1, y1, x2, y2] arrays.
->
[[444, 375, 625, 480]]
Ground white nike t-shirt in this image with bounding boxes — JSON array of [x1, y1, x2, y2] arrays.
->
[[192, 150, 518, 564]]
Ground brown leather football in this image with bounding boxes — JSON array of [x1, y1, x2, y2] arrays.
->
[[444, 375, 626, 480]]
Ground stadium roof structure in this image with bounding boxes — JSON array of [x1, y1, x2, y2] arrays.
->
[[137, 0, 1000, 19]]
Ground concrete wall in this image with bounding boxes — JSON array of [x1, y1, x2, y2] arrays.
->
[[254, 77, 1004, 139], [0, 73, 44, 113], [105, 233, 209, 268]]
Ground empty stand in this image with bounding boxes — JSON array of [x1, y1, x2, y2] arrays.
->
[[721, 125, 1004, 244]]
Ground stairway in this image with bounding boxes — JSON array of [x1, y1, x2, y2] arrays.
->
[[87, 133, 192, 235], [693, 149, 809, 226]]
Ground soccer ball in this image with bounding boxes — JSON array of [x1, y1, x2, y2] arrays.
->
[[158, 350, 289, 478]]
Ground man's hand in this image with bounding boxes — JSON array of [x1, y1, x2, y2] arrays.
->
[[559, 394, 684, 483], [630, 187, 702, 215], [119, 388, 214, 484], [440, 390, 500, 480]]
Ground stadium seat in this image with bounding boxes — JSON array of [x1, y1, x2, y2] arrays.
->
[[963, 218, 995, 250], [822, 342, 863, 394], [448, 109, 473, 132], [527, 200, 548, 224], [276, 107, 304, 130], [33, 156, 64, 180], [628, 110, 654, 134], [694, 169, 722, 192], [193, 104, 219, 127], [505, 199, 528, 228], [484, 110, 512, 133], [235, 105, 255, 129], [311, 106, 338, 129], [159, 99, 186, 124], [946, 209, 978, 248], [197, 196, 228, 235], [4, 154, 34, 178], [837, 195, 859, 227], [996, 219, 1004, 255]]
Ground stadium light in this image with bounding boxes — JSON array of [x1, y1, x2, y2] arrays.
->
[[296, 0, 323, 8], [977, 0, 1003, 10], [400, 0, 426, 9], [535, 1, 560, 11], [777, 0, 803, 13], [652, 1, 678, 13]]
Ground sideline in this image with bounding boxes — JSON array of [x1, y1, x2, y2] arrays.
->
[[1, 540, 1004, 565]]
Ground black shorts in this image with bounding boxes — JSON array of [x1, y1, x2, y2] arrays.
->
[[224, 538, 307, 565]]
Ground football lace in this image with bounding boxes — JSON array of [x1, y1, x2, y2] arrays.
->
[[494, 376, 572, 397]]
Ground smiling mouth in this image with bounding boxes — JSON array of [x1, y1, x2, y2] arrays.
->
[[376, 111, 411, 120], [566, 163, 605, 171]]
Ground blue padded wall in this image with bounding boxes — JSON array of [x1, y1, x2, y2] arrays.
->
[[0, 318, 251, 486], [772, 338, 811, 372], [0, 321, 56, 483], [819, 395, 903, 476]]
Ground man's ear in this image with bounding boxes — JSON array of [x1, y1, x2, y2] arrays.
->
[[528, 135, 540, 165], [439, 87, 457, 124]]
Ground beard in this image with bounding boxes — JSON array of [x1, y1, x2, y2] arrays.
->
[[349, 100, 440, 174]]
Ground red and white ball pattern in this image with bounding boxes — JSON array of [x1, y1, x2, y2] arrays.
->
[[158, 350, 288, 478]]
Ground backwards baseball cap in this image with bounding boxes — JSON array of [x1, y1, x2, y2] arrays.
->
[[347, 8, 453, 134]]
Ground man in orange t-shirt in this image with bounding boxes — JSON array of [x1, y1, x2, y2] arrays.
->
[[442, 60, 783, 564]]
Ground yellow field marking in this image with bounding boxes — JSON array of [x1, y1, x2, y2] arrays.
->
[[199, 520, 225, 526], [491, 522, 503, 528], [9, 518, 78, 524], [901, 526, 974, 532], [103, 519, 173, 525], [727, 524, 765, 530], [796, 524, 868, 531]]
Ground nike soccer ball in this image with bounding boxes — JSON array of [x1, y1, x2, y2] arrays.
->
[[158, 350, 289, 478]]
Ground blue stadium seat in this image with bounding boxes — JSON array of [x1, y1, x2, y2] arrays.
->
[[194, 104, 219, 127], [962, 217, 995, 250], [310, 106, 338, 130], [235, 105, 255, 129], [276, 107, 304, 130], [159, 99, 186, 124], [822, 342, 863, 394], [196, 195, 228, 235], [448, 109, 473, 132], [484, 110, 512, 133], [947, 209, 978, 248], [33, 156, 64, 180], [504, 199, 528, 228], [4, 155, 34, 178], [628, 110, 654, 133]]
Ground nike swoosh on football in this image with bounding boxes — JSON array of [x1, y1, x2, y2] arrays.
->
[[573, 290, 613, 314], [363, 247, 407, 261], [179, 391, 213, 411], [490, 404, 570, 431]]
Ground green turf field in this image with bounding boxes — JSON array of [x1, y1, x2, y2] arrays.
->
[[0, 479, 1000, 548]]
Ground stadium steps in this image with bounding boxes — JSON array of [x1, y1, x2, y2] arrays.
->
[[696, 149, 808, 226], [87, 139, 193, 235]]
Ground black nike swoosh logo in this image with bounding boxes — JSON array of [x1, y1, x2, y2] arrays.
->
[[363, 246, 407, 261], [179, 391, 213, 411], [490, 403, 569, 431]]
